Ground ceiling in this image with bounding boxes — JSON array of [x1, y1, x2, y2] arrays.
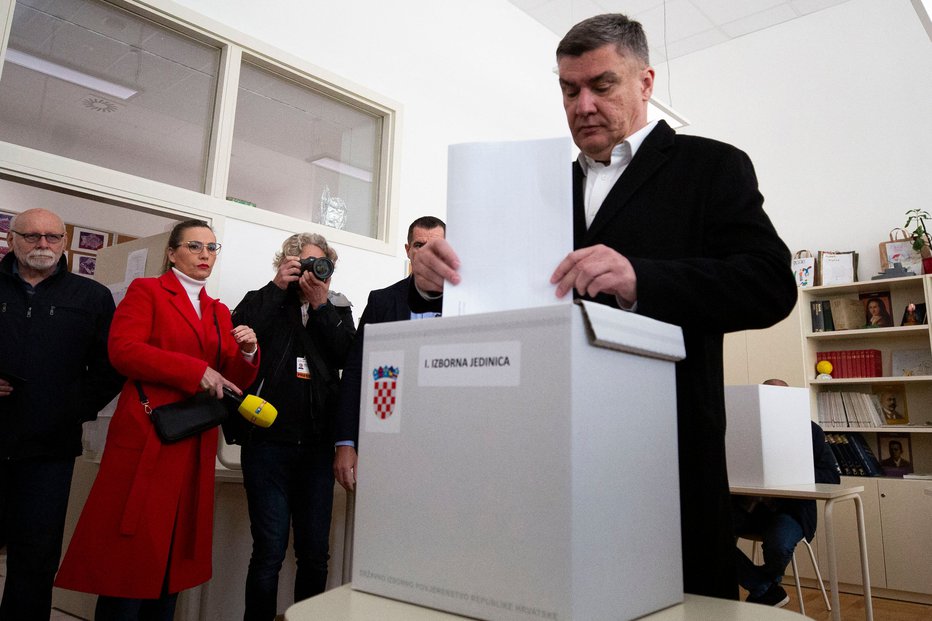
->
[[508, 0, 852, 64]]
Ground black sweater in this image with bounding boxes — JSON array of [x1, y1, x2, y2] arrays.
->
[[227, 281, 355, 446]]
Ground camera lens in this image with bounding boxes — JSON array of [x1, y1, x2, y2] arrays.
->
[[311, 257, 334, 281]]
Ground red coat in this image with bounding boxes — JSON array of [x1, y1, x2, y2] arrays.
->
[[55, 271, 258, 598]]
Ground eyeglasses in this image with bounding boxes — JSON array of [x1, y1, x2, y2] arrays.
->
[[11, 230, 65, 244], [174, 241, 222, 254]]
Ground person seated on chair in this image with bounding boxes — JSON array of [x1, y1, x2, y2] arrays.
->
[[732, 379, 841, 607]]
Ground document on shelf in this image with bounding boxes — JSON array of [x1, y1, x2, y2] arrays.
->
[[443, 137, 575, 317]]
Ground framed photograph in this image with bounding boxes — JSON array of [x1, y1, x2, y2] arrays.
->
[[70, 226, 109, 253], [872, 384, 908, 425], [859, 291, 894, 328], [900, 302, 927, 326], [877, 434, 913, 477], [0, 210, 13, 234], [71, 253, 97, 278]]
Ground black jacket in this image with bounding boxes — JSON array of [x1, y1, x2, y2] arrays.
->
[[0, 252, 123, 459], [226, 281, 355, 446]]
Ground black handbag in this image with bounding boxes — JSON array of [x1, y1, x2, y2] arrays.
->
[[139, 388, 228, 444], [135, 312, 228, 443]]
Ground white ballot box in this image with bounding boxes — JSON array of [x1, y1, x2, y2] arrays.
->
[[724, 385, 815, 487], [352, 301, 685, 621]]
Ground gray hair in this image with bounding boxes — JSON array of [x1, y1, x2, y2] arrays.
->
[[274, 232, 338, 268], [556, 13, 650, 67]]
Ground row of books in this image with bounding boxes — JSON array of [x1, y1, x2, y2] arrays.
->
[[810, 298, 867, 332], [825, 433, 883, 477], [816, 349, 882, 379], [817, 391, 885, 427]]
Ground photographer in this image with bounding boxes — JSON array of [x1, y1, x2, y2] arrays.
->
[[227, 232, 356, 620]]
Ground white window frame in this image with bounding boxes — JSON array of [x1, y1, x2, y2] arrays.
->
[[0, 0, 402, 255]]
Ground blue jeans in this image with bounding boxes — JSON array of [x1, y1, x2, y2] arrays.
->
[[241, 442, 334, 621], [0, 457, 75, 621], [734, 510, 804, 597]]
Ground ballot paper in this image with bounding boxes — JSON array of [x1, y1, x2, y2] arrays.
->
[[442, 137, 574, 316]]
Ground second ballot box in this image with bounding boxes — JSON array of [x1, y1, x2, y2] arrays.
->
[[351, 301, 686, 620], [724, 384, 815, 487]]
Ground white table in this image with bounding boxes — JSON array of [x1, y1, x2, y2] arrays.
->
[[731, 482, 873, 621], [285, 584, 809, 620]]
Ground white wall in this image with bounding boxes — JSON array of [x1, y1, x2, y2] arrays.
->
[[659, 0, 932, 280], [170, 0, 569, 312], [180, 0, 932, 319]]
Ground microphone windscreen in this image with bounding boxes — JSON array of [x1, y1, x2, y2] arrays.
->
[[239, 394, 277, 428]]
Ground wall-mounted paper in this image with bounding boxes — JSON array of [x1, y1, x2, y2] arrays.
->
[[443, 137, 574, 316]]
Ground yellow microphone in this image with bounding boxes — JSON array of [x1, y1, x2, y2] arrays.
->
[[223, 387, 278, 428]]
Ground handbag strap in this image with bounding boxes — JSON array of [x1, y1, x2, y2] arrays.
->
[[135, 309, 224, 417]]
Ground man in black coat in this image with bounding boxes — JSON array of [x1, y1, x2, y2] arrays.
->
[[414, 14, 797, 600], [0, 208, 123, 620], [333, 216, 445, 491]]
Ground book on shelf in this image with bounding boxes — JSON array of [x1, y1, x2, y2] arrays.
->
[[825, 432, 882, 477], [847, 432, 884, 476], [818, 391, 886, 428], [822, 301, 835, 331], [815, 349, 882, 379], [811, 300, 824, 332], [830, 298, 866, 330], [810, 300, 837, 332]]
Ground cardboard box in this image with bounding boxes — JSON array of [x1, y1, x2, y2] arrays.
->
[[352, 302, 685, 620], [724, 385, 814, 487]]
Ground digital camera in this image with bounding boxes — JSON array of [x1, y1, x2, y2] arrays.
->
[[298, 256, 334, 281]]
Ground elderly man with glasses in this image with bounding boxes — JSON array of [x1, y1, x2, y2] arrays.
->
[[0, 208, 124, 620]]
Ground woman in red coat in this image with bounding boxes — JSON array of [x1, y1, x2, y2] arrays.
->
[[56, 219, 259, 619]]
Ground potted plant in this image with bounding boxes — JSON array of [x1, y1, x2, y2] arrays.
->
[[905, 209, 932, 274], [905, 209, 932, 257]]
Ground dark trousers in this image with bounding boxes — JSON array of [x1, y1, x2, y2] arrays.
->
[[95, 593, 178, 621], [733, 505, 804, 597], [0, 457, 76, 621], [241, 442, 334, 621]]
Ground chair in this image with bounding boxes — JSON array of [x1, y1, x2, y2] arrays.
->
[[741, 534, 831, 615]]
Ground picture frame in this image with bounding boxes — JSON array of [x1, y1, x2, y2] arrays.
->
[[0, 210, 13, 233], [900, 302, 927, 326], [872, 384, 908, 425], [859, 291, 894, 328], [71, 253, 97, 277], [70, 226, 109, 253], [877, 434, 913, 477]]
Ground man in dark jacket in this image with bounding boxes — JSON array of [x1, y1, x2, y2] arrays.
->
[[228, 232, 355, 621], [733, 379, 842, 607], [333, 216, 445, 492], [0, 208, 123, 620]]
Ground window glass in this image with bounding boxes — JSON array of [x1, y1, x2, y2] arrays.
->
[[0, 0, 220, 191], [228, 61, 382, 239]]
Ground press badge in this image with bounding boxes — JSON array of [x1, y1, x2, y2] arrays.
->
[[296, 357, 310, 379]]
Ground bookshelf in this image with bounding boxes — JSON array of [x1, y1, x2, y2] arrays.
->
[[800, 275, 932, 473], [797, 275, 932, 599]]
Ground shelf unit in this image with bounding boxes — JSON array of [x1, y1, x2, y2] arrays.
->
[[796, 275, 932, 599], [800, 275, 932, 473]]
